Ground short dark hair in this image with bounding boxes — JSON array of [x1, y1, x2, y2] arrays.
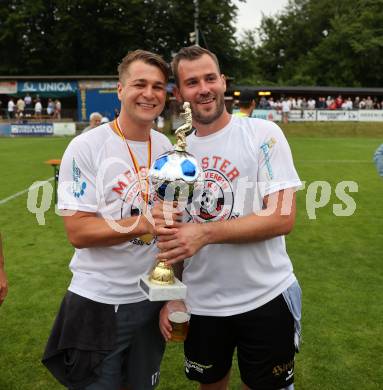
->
[[118, 50, 170, 83], [171, 46, 221, 86], [238, 89, 255, 108]]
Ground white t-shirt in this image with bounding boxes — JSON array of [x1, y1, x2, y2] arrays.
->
[[35, 102, 42, 113], [282, 100, 290, 113], [183, 116, 301, 316], [58, 123, 172, 304], [308, 99, 316, 109], [24, 95, 32, 105], [8, 100, 14, 112]]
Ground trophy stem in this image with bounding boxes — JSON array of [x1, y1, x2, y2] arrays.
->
[[138, 101, 197, 301], [149, 260, 175, 285]]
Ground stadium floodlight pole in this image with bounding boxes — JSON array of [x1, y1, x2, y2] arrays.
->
[[194, 0, 199, 46]]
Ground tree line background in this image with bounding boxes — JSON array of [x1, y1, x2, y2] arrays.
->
[[0, 0, 382, 87]]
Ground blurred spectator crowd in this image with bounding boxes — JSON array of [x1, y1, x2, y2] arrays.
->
[[253, 95, 383, 111], [0, 95, 62, 120]]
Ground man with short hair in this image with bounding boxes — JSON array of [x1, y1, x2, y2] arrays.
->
[[43, 50, 172, 390], [154, 46, 302, 390], [233, 89, 255, 117]]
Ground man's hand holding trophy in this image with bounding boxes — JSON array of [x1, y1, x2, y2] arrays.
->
[[139, 102, 203, 301]]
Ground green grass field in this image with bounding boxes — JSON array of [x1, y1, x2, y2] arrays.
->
[[0, 122, 382, 389]]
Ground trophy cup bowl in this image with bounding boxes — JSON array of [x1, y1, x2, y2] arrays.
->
[[138, 102, 203, 301]]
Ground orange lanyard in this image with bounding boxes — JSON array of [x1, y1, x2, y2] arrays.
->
[[113, 118, 152, 207]]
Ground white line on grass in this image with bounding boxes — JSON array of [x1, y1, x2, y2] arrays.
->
[[0, 177, 54, 205]]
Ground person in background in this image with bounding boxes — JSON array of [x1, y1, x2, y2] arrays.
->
[[24, 93, 33, 117], [233, 89, 256, 118], [7, 98, 15, 119], [294, 97, 301, 110], [372, 98, 380, 109], [268, 97, 276, 109], [358, 98, 366, 109], [0, 234, 8, 306], [34, 98, 42, 119], [335, 94, 343, 109], [156, 115, 165, 132], [16, 97, 25, 119], [353, 97, 360, 110], [54, 99, 62, 119], [82, 112, 103, 133], [282, 97, 291, 123], [47, 99, 55, 116], [307, 97, 316, 110], [317, 96, 326, 109], [258, 96, 270, 109], [365, 96, 374, 110], [373, 144, 383, 177], [344, 97, 353, 110]]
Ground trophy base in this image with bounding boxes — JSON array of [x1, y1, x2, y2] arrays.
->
[[139, 275, 187, 301]]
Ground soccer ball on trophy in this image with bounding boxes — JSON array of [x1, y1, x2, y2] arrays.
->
[[150, 150, 202, 205]]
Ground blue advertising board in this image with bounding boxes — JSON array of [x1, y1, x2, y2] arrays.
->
[[251, 109, 282, 122], [11, 123, 54, 136], [78, 89, 120, 121], [17, 81, 78, 96], [0, 124, 11, 136]]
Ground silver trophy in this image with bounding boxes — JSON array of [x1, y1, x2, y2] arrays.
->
[[139, 102, 203, 301]]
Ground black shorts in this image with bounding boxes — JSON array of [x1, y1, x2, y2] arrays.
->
[[184, 294, 295, 389]]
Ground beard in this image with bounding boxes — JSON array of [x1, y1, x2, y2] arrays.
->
[[188, 93, 225, 125]]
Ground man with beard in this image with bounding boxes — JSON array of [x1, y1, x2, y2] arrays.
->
[[154, 46, 302, 390], [43, 50, 172, 390]]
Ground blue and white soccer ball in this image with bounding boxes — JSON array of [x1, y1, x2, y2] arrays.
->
[[149, 150, 203, 203]]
